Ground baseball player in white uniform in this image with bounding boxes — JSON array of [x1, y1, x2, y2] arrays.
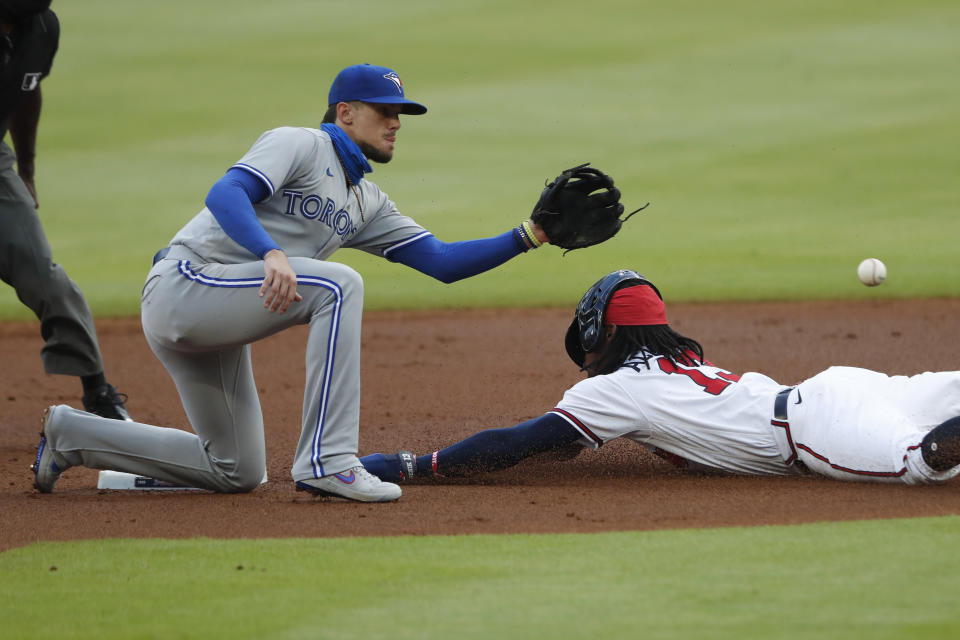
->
[[361, 270, 960, 486], [31, 63, 560, 502]]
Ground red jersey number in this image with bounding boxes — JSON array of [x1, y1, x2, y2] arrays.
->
[[657, 359, 740, 395]]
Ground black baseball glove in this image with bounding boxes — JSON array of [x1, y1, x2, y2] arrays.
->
[[531, 163, 648, 253]]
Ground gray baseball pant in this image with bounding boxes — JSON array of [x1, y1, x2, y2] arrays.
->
[[48, 249, 365, 491]]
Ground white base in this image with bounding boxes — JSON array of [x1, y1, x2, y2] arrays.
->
[[96, 469, 268, 490]]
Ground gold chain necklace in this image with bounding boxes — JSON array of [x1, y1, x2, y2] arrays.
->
[[335, 154, 364, 222], [347, 179, 364, 222]]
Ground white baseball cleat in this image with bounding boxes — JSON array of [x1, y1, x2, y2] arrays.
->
[[296, 465, 401, 502]]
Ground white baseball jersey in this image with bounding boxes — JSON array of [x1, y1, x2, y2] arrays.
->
[[168, 126, 428, 263], [552, 352, 960, 484], [553, 352, 794, 475]]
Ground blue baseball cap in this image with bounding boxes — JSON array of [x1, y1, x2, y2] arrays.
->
[[328, 64, 427, 115]]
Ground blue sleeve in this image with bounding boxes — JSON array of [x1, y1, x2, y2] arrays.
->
[[359, 413, 583, 481], [204, 168, 281, 259], [388, 230, 530, 284]]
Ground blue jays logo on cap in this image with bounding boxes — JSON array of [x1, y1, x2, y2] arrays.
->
[[328, 64, 428, 115], [383, 71, 403, 93]]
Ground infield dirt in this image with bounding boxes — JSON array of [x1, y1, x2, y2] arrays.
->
[[3, 300, 960, 550]]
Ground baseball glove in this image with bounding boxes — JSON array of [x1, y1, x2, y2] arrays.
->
[[531, 163, 648, 253]]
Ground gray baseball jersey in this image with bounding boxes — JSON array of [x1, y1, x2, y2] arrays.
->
[[171, 126, 428, 262], [46, 126, 435, 491]]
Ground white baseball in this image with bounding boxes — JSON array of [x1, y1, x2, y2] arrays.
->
[[857, 258, 886, 287]]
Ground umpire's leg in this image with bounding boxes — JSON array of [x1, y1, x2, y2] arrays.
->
[[0, 143, 104, 376]]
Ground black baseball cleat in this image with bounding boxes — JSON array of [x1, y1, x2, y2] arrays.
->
[[82, 384, 133, 421]]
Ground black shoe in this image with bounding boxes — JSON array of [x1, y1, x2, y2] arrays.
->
[[922, 416, 960, 472], [82, 384, 132, 421]]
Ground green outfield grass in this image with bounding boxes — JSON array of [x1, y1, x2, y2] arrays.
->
[[3, 516, 959, 639], [0, 0, 957, 319]]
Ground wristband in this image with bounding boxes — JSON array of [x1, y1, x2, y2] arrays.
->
[[514, 224, 534, 251], [522, 220, 543, 248]]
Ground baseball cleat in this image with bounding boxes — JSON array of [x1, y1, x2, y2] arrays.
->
[[32, 406, 70, 493], [82, 383, 133, 422], [296, 465, 401, 502]]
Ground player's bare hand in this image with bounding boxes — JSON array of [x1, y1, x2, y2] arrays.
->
[[261, 249, 302, 313], [526, 218, 550, 245]]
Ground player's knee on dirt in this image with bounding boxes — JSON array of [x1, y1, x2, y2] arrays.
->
[[921, 416, 960, 472], [215, 458, 266, 493]]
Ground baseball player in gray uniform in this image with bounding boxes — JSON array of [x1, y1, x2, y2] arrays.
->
[[361, 270, 960, 486], [31, 63, 563, 502]]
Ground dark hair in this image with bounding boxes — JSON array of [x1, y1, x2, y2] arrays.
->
[[586, 320, 705, 376], [321, 104, 338, 124]]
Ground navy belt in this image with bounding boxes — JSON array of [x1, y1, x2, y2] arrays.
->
[[774, 386, 794, 421], [772, 386, 809, 473]]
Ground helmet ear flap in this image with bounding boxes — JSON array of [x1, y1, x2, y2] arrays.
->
[[564, 319, 584, 367]]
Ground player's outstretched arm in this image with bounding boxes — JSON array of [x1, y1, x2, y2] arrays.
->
[[360, 413, 583, 481], [387, 225, 544, 284]]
